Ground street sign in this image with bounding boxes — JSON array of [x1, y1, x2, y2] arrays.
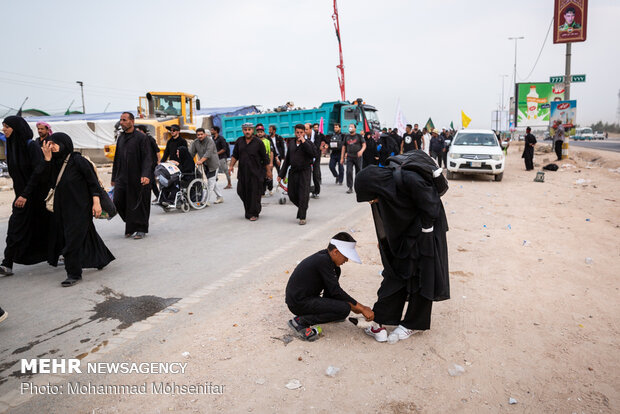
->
[[550, 75, 586, 83]]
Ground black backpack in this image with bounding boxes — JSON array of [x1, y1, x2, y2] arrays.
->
[[387, 151, 449, 197], [543, 163, 558, 171]]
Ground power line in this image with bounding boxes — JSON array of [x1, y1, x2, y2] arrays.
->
[[518, 17, 554, 81], [0, 69, 143, 96]]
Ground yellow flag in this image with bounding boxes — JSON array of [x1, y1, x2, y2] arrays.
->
[[461, 111, 471, 128]]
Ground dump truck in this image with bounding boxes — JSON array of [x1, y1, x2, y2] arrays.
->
[[104, 91, 201, 160], [221, 99, 381, 141]]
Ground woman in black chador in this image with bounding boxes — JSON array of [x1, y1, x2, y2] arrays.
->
[[355, 162, 449, 343], [0, 116, 50, 276], [42, 133, 114, 287]]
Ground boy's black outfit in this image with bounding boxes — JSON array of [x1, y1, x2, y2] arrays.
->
[[285, 249, 356, 326]]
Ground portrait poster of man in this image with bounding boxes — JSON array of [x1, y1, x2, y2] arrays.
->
[[553, 0, 588, 44]]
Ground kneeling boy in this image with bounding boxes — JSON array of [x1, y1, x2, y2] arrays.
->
[[285, 232, 374, 340]]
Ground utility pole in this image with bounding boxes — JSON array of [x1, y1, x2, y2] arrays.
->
[[76, 81, 85, 114], [500, 74, 508, 111], [508, 36, 524, 99], [508, 36, 524, 138], [564, 43, 571, 100]]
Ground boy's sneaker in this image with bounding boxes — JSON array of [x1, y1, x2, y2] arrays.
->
[[0, 307, 7, 324], [214, 197, 224, 204], [0, 266, 13, 276], [364, 324, 388, 342], [300, 327, 320, 341], [387, 325, 415, 343]]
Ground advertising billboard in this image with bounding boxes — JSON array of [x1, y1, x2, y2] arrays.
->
[[554, 0, 588, 44], [515, 83, 565, 127], [549, 100, 577, 136]]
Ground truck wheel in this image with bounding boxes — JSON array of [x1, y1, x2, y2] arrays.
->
[[494, 172, 503, 182], [447, 171, 455, 180]]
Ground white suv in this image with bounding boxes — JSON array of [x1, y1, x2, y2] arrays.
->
[[446, 129, 505, 181]]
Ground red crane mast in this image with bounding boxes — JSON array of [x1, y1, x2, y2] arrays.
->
[[332, 0, 346, 101]]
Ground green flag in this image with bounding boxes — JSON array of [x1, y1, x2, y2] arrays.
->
[[450, 121, 454, 130], [425, 118, 435, 132]]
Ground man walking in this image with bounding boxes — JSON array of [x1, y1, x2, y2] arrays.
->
[[522, 126, 537, 171], [401, 124, 417, 153], [135, 125, 161, 201], [190, 128, 223, 205], [256, 124, 274, 195], [268, 125, 285, 174], [211, 126, 232, 189], [341, 123, 366, 194], [285, 232, 374, 341], [278, 124, 314, 225], [160, 124, 187, 163], [111, 112, 153, 239], [34, 122, 53, 146], [429, 129, 445, 167], [228, 123, 270, 221], [305, 123, 323, 199], [327, 124, 344, 185]]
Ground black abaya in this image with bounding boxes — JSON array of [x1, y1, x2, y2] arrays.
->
[[232, 136, 268, 219], [522, 133, 536, 170], [112, 129, 153, 234], [279, 140, 314, 220], [45, 133, 114, 277], [355, 165, 450, 330], [1, 116, 50, 267]]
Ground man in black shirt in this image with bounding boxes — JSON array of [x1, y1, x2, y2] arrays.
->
[[286, 232, 374, 341], [341, 124, 366, 194], [268, 125, 286, 174], [160, 125, 188, 163], [135, 125, 160, 200], [305, 123, 323, 198], [211, 126, 232, 189], [228, 122, 270, 221], [327, 124, 344, 184], [278, 124, 314, 225], [522, 126, 537, 171]]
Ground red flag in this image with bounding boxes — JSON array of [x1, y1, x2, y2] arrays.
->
[[319, 117, 324, 134]]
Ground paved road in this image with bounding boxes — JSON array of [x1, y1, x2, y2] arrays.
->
[[0, 163, 366, 399], [566, 138, 620, 153]]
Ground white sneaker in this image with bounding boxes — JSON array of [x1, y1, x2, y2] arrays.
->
[[364, 324, 388, 342], [214, 197, 224, 204], [387, 325, 414, 343]]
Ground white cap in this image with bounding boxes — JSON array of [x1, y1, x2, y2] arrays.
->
[[330, 239, 362, 264]]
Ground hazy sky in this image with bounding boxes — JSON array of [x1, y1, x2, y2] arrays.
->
[[1, 0, 618, 129]]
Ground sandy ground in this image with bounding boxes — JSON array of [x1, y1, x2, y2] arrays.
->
[[5, 143, 620, 413]]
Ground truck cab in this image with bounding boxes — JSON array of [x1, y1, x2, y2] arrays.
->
[[104, 91, 201, 160], [137, 92, 201, 145]]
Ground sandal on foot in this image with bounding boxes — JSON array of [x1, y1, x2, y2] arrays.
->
[[61, 277, 82, 287]]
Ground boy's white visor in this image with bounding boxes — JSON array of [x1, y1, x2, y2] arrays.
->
[[330, 239, 362, 264]]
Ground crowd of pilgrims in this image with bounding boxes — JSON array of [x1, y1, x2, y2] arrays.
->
[[0, 115, 452, 286]]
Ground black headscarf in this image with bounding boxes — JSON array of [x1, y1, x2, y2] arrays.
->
[[48, 132, 75, 179], [3, 116, 34, 187]]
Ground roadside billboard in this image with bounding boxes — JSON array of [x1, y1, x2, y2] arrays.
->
[[515, 83, 565, 127], [554, 0, 588, 44], [549, 100, 577, 136]]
